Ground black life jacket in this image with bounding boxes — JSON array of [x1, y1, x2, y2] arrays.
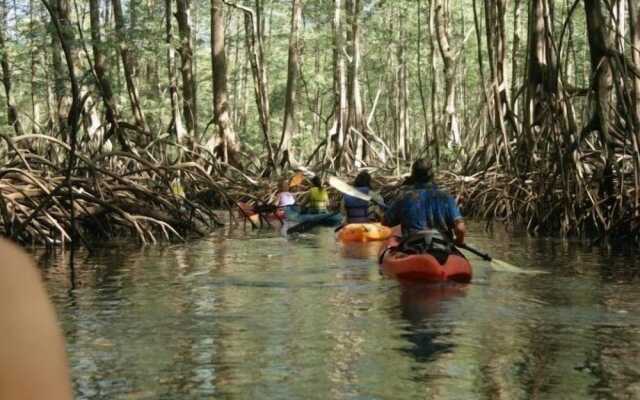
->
[[344, 186, 370, 223]]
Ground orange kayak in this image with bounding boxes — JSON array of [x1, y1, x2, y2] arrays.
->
[[379, 236, 472, 283], [338, 223, 393, 242]]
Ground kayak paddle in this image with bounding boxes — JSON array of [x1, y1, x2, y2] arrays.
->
[[458, 243, 546, 274], [327, 176, 386, 208]]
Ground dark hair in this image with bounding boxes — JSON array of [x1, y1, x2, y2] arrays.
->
[[353, 171, 371, 188], [410, 158, 434, 183], [311, 175, 322, 188]]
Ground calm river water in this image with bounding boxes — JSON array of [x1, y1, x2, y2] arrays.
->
[[37, 222, 640, 399]]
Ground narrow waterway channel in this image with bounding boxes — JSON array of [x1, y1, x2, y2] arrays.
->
[[37, 222, 640, 399]]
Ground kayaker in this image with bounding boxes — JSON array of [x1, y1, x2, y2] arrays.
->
[[306, 176, 330, 214], [382, 158, 466, 245], [277, 179, 296, 209], [341, 171, 384, 223]]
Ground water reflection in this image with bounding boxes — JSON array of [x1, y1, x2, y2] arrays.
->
[[397, 283, 464, 362], [32, 223, 640, 399], [338, 241, 385, 260]]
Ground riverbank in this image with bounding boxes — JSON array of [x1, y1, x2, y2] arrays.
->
[[3, 132, 639, 246]]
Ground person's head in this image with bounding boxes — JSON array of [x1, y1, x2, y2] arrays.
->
[[279, 179, 290, 192], [353, 171, 371, 188], [311, 176, 322, 188], [410, 158, 434, 184]]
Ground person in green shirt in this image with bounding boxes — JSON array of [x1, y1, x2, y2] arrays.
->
[[307, 176, 330, 214]]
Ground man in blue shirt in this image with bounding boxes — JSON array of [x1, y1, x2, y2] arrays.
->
[[383, 159, 466, 245]]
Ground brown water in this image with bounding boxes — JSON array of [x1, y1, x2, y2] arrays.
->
[[38, 223, 640, 399]]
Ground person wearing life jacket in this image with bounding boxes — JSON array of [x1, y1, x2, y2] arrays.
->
[[277, 179, 296, 209], [382, 158, 466, 246], [274, 178, 297, 220], [307, 176, 330, 214], [341, 171, 384, 223]]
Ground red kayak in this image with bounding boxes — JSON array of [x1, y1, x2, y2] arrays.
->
[[237, 202, 284, 225], [379, 236, 472, 283]]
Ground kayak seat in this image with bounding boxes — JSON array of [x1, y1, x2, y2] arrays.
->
[[383, 231, 457, 266]]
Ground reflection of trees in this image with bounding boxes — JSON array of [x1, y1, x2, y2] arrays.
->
[[470, 229, 613, 399], [36, 244, 148, 398], [326, 288, 366, 396], [587, 259, 640, 399], [474, 236, 564, 400]]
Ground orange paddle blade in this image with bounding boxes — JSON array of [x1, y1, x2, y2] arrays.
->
[[289, 172, 305, 187]]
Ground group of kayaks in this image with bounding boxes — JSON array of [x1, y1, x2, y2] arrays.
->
[[238, 202, 472, 284]]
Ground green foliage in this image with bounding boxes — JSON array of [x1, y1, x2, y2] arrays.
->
[[0, 0, 608, 171]]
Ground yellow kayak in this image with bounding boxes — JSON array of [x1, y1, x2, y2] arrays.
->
[[338, 223, 393, 242]]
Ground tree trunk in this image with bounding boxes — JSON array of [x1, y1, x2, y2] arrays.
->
[[312, 42, 322, 142], [486, 0, 512, 169], [165, 0, 186, 142], [129, 0, 140, 77], [112, 0, 148, 132], [434, 0, 460, 146], [231, 14, 241, 128], [226, 1, 275, 169], [277, 0, 301, 168], [0, 0, 22, 134], [524, 0, 557, 161], [417, 0, 430, 158], [396, 11, 408, 160], [630, 0, 640, 125], [511, 0, 522, 106], [613, 0, 625, 51], [176, 0, 197, 136], [254, 0, 269, 119], [89, 0, 118, 130], [49, 7, 67, 133], [29, 0, 41, 134], [584, 0, 615, 166], [208, 0, 240, 164], [428, 0, 440, 164], [627, 0, 640, 214], [327, 0, 347, 167], [345, 0, 366, 167]]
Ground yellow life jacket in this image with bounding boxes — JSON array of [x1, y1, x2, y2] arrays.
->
[[171, 180, 185, 198], [308, 187, 329, 212]]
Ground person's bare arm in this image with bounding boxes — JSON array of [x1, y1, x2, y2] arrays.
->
[[453, 219, 466, 246], [0, 239, 73, 400]]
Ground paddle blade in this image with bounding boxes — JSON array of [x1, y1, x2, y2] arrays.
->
[[289, 172, 305, 187], [490, 258, 548, 275], [286, 221, 315, 235], [328, 176, 371, 202]]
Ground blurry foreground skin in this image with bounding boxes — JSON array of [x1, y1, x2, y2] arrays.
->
[[0, 239, 73, 400]]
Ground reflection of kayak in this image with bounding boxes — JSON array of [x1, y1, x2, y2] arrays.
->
[[237, 202, 284, 225], [399, 282, 468, 321], [339, 241, 385, 259], [338, 223, 393, 242], [286, 210, 342, 226], [379, 236, 472, 283]]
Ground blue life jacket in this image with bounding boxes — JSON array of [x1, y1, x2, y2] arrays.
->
[[344, 186, 371, 223]]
